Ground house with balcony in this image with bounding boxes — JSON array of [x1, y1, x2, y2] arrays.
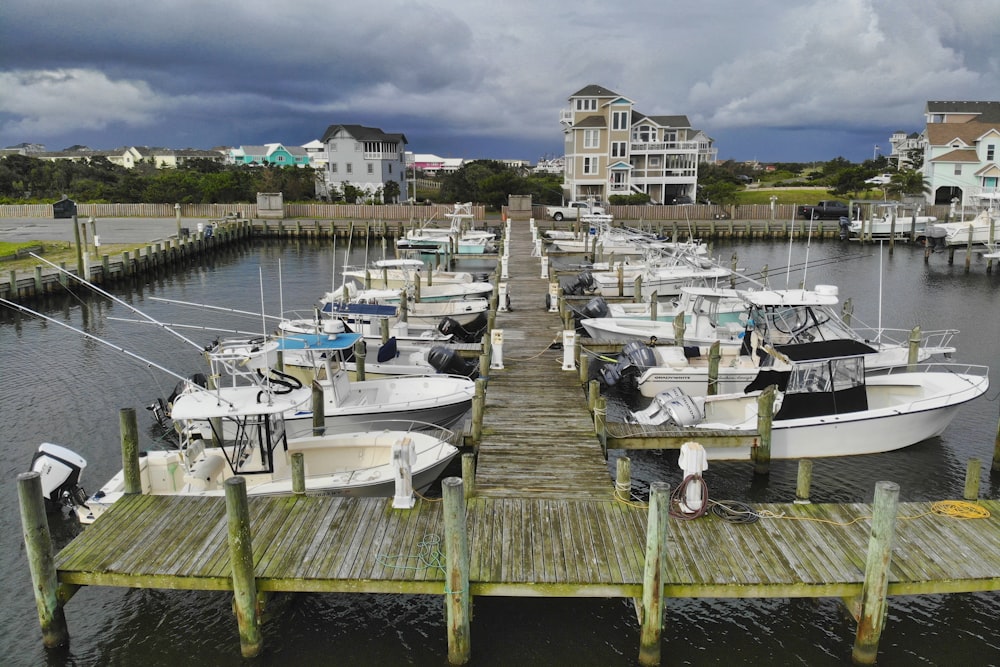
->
[[920, 101, 1000, 207], [558, 84, 716, 205], [320, 124, 408, 202]]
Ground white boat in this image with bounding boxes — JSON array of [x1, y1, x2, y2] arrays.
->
[[342, 259, 477, 288], [848, 214, 936, 239], [320, 290, 490, 331], [277, 317, 479, 380], [930, 208, 999, 247], [67, 398, 460, 524], [582, 284, 958, 371], [327, 278, 493, 304], [622, 339, 989, 460], [397, 202, 496, 255]]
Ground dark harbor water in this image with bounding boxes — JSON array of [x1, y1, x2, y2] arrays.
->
[[2, 234, 999, 666]]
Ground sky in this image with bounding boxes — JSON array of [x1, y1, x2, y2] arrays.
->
[[2, 0, 999, 164]]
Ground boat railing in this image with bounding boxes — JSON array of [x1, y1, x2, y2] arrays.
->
[[307, 418, 461, 448], [851, 327, 960, 354], [881, 361, 989, 379]]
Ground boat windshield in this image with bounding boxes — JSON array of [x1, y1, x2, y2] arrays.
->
[[750, 304, 856, 345]]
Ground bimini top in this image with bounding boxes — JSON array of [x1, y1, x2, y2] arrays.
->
[[373, 258, 425, 269], [276, 332, 363, 352], [743, 285, 840, 307], [773, 339, 878, 361]]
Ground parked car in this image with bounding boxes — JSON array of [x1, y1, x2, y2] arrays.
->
[[865, 173, 893, 185], [672, 196, 693, 205]]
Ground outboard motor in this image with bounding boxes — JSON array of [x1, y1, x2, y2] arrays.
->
[[149, 372, 208, 426], [600, 341, 656, 391], [580, 296, 610, 319], [563, 271, 596, 296], [30, 443, 88, 512], [427, 346, 480, 379], [437, 314, 488, 343], [838, 216, 851, 240]]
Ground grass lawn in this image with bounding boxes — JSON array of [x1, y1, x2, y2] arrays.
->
[[735, 187, 884, 205], [0, 240, 136, 274]]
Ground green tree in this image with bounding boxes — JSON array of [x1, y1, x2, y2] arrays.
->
[[383, 180, 401, 203]]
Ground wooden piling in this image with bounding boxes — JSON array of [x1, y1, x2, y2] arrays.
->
[[120, 407, 141, 495], [907, 327, 921, 370], [17, 471, 69, 648], [673, 311, 686, 346], [292, 452, 305, 495], [354, 338, 366, 381], [615, 456, 631, 501], [795, 459, 813, 504], [471, 378, 486, 444], [638, 481, 669, 666], [224, 476, 262, 658], [461, 452, 476, 499], [964, 458, 981, 500], [579, 350, 590, 384], [707, 341, 721, 396], [311, 380, 325, 436], [595, 396, 608, 459], [442, 477, 471, 665], [852, 480, 900, 665], [752, 385, 775, 475]]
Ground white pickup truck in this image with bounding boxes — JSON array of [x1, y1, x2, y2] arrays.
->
[[545, 201, 607, 221]]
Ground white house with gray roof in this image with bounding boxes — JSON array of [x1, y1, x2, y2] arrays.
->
[[320, 124, 408, 203]]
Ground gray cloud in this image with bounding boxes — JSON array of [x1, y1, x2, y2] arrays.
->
[[1, 0, 998, 161]]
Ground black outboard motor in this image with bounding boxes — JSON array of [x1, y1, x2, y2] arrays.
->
[[30, 443, 88, 512], [563, 271, 596, 296], [838, 216, 851, 240], [437, 313, 489, 343], [427, 346, 480, 379], [600, 341, 656, 391], [580, 296, 610, 319], [149, 372, 208, 426]]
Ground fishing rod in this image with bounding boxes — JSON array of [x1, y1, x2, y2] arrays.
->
[[149, 296, 287, 321], [29, 252, 204, 352], [108, 317, 266, 337], [0, 297, 236, 408]]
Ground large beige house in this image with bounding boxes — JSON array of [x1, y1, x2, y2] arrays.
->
[[559, 84, 716, 204], [920, 101, 1000, 207]]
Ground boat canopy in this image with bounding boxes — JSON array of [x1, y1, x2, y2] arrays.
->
[[773, 339, 878, 361]]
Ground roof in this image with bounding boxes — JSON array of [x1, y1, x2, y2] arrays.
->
[[926, 101, 1000, 123], [929, 148, 981, 163], [320, 124, 407, 144], [574, 115, 607, 128], [644, 115, 691, 128], [925, 121, 1000, 146], [570, 84, 621, 99]]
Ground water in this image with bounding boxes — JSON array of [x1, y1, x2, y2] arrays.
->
[[2, 236, 999, 666]]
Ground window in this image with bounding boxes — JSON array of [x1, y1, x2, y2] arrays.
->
[[367, 164, 374, 174], [954, 164, 962, 176], [355, 143, 362, 152], [330, 143, 337, 152], [346, 163, 353, 174], [388, 164, 392, 174], [988, 144, 996, 161], [612, 141, 627, 158], [576, 98, 596, 111], [583, 129, 600, 148], [583, 157, 598, 175], [330, 163, 338, 173], [612, 110, 628, 131], [649, 156, 661, 167]]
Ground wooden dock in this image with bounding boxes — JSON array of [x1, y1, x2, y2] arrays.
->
[[18, 215, 1000, 665]]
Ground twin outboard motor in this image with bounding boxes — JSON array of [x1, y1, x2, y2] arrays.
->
[[427, 346, 480, 379], [563, 271, 596, 296], [600, 341, 657, 390], [30, 443, 88, 512]]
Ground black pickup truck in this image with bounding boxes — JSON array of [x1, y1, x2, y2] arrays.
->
[[797, 200, 852, 219]]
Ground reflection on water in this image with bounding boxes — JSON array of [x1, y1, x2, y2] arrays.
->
[[1, 238, 999, 665]]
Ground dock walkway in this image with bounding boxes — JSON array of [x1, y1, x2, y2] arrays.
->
[[23, 216, 1000, 664]]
